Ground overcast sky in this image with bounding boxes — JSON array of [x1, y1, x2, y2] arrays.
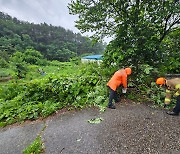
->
[[0, 0, 79, 32], [0, 0, 111, 43]]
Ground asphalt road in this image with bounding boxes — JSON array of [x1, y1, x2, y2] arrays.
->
[[0, 100, 180, 154]]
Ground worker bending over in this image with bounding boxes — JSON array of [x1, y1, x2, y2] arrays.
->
[[107, 67, 132, 109], [156, 77, 180, 116]]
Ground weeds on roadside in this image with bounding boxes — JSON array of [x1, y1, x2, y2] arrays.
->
[[23, 135, 43, 154]]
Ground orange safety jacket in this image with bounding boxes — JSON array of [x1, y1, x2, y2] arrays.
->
[[107, 69, 127, 91], [164, 78, 180, 105]]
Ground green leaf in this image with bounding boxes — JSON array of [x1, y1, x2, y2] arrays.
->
[[87, 117, 103, 124]]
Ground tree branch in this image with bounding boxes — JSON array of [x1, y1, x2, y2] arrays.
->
[[159, 15, 180, 42]]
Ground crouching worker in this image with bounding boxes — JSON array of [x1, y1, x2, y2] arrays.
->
[[107, 67, 132, 109], [156, 77, 180, 116]]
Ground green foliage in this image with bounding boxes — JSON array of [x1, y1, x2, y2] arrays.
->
[[0, 70, 9, 78], [9, 49, 48, 78], [0, 12, 105, 61], [70, 57, 81, 65], [124, 63, 177, 109], [133, 64, 159, 85], [0, 34, 22, 55], [123, 64, 167, 106], [87, 117, 103, 124], [0, 68, 14, 80], [0, 57, 9, 68], [0, 50, 9, 61], [10, 52, 28, 78], [159, 29, 180, 73], [0, 63, 109, 126], [147, 82, 166, 106], [23, 135, 43, 154], [23, 49, 44, 65], [69, 0, 179, 74], [48, 48, 77, 62]]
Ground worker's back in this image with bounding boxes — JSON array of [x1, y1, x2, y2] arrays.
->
[[107, 69, 127, 91], [166, 78, 180, 90]]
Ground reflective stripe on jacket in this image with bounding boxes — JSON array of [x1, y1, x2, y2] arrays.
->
[[164, 78, 180, 104], [107, 69, 127, 91]]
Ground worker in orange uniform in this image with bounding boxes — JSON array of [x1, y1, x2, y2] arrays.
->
[[156, 77, 180, 116], [107, 67, 132, 109]]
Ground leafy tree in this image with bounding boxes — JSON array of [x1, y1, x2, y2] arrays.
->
[[159, 28, 180, 73], [21, 34, 34, 49], [23, 49, 44, 65], [0, 57, 8, 68], [0, 50, 10, 69], [10, 51, 28, 78], [0, 50, 9, 61], [69, 0, 180, 71], [0, 37, 16, 55]]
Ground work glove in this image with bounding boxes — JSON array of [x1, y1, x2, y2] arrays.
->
[[122, 88, 127, 94]]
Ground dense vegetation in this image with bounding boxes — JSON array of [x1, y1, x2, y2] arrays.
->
[[69, 0, 180, 73], [0, 57, 109, 126], [0, 12, 106, 62]]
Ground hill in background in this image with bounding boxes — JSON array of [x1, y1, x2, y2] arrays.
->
[[0, 12, 106, 62]]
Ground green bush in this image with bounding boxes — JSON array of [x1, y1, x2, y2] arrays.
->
[[0, 69, 10, 78], [0, 64, 108, 126], [0, 57, 9, 68], [124, 64, 167, 106], [23, 49, 47, 65]]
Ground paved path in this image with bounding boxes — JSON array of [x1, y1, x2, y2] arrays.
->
[[0, 100, 180, 154]]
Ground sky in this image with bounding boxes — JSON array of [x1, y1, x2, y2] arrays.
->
[[0, 0, 111, 43]]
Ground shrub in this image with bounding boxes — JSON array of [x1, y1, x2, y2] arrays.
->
[[0, 63, 108, 126], [0, 57, 9, 68]]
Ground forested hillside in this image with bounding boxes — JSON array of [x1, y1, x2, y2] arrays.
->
[[0, 12, 106, 61]]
